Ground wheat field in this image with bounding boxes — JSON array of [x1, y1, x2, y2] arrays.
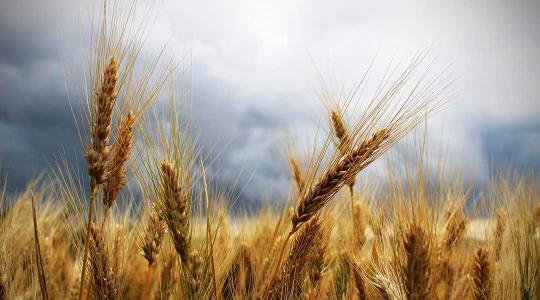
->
[[0, 2, 539, 300]]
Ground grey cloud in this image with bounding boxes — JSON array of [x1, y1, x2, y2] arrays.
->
[[0, 0, 539, 205]]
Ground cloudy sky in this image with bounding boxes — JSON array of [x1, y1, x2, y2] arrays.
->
[[1, 0, 539, 201]]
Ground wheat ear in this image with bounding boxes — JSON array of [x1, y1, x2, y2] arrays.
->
[[290, 157, 305, 194], [268, 215, 323, 299], [330, 109, 357, 229], [140, 209, 165, 300], [89, 225, 117, 300], [472, 247, 492, 300], [292, 128, 389, 233], [159, 161, 190, 263], [102, 111, 135, 231], [401, 223, 432, 300], [80, 57, 118, 300]]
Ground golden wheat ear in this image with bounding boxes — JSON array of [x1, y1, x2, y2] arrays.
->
[[289, 157, 305, 194], [471, 247, 492, 300], [292, 128, 390, 233], [89, 224, 117, 300], [139, 208, 165, 300], [400, 222, 432, 300], [159, 160, 191, 264], [85, 57, 118, 188], [101, 111, 135, 230], [268, 215, 324, 299]]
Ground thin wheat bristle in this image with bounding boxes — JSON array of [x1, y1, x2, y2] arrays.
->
[[103, 111, 135, 210], [472, 247, 492, 300], [140, 210, 165, 266], [159, 161, 190, 264], [85, 57, 119, 186], [401, 223, 432, 300], [90, 225, 117, 300], [292, 128, 390, 233]]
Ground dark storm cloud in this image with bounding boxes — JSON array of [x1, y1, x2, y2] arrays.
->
[[0, 0, 539, 204], [480, 121, 540, 173]]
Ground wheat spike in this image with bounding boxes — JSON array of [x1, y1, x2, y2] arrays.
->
[[85, 57, 118, 186], [290, 157, 305, 193], [401, 223, 432, 300], [90, 225, 117, 300], [307, 224, 330, 287], [269, 216, 324, 299], [442, 214, 468, 253], [472, 247, 492, 300], [292, 129, 389, 233], [103, 111, 135, 214], [159, 161, 190, 264], [330, 110, 352, 153], [140, 210, 165, 267]]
